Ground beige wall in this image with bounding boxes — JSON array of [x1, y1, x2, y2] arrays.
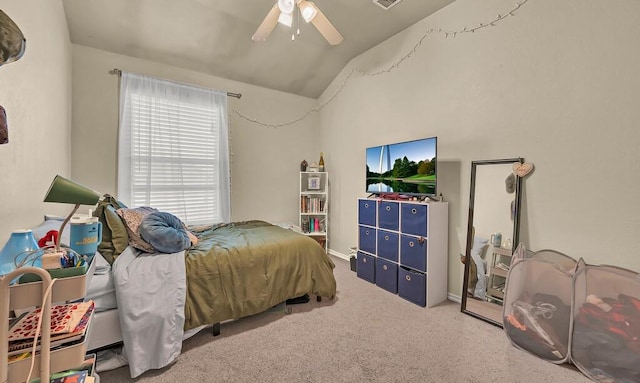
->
[[71, 45, 319, 224], [3, 0, 639, 301], [319, 0, 640, 296], [0, 0, 72, 244]]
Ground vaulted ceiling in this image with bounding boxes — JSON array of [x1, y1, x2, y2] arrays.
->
[[62, 0, 455, 98]]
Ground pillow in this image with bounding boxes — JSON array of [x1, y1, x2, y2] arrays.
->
[[186, 230, 198, 247], [139, 211, 192, 253], [470, 237, 489, 299], [471, 237, 489, 262], [104, 206, 129, 255], [116, 207, 158, 253], [93, 194, 128, 264]]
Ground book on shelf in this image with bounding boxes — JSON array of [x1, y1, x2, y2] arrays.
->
[[27, 369, 89, 383], [7, 300, 94, 355], [50, 369, 88, 383], [300, 196, 325, 213]]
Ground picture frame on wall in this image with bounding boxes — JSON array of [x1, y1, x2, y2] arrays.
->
[[308, 176, 321, 190]]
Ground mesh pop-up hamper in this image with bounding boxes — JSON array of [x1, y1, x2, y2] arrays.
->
[[571, 263, 640, 383], [502, 245, 578, 364]]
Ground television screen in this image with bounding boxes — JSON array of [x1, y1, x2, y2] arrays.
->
[[366, 136, 437, 196]]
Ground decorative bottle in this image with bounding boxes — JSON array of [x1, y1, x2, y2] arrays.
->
[[0, 229, 43, 283], [319, 152, 325, 172]]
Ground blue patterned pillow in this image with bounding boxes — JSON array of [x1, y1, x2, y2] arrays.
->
[[139, 211, 191, 254]]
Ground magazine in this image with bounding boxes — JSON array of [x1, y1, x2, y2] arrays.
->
[[7, 301, 94, 354]]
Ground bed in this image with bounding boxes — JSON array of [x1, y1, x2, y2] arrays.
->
[[32, 216, 337, 378]]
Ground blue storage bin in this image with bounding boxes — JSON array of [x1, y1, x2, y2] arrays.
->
[[358, 199, 377, 226], [398, 266, 426, 307], [401, 203, 428, 236], [400, 234, 427, 272], [378, 201, 399, 231], [376, 258, 398, 294], [377, 229, 399, 262], [358, 226, 376, 255], [356, 252, 375, 283]]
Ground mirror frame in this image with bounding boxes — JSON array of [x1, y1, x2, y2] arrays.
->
[[461, 158, 524, 327]]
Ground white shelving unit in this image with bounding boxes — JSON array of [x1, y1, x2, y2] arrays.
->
[[486, 246, 513, 303], [299, 172, 328, 252], [1, 259, 95, 383]]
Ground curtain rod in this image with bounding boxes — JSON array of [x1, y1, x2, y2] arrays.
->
[[109, 68, 242, 99]]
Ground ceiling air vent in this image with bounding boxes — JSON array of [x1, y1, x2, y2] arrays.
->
[[372, 0, 404, 10]]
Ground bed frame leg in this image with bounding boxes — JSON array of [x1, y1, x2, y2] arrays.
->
[[212, 322, 221, 337]]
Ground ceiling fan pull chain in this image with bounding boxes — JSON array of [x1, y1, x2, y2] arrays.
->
[[297, 4, 301, 36]]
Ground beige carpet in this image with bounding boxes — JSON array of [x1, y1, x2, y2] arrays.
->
[[99, 256, 592, 382]]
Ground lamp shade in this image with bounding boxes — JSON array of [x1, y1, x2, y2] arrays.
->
[[43, 175, 101, 205]]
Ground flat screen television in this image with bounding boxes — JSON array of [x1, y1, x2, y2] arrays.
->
[[366, 136, 437, 197]]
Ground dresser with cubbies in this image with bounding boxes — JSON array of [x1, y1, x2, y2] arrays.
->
[[356, 198, 448, 307]]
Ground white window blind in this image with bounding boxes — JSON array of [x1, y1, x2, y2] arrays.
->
[[118, 72, 230, 225]]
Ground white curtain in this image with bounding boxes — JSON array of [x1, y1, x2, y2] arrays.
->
[[117, 72, 230, 225]]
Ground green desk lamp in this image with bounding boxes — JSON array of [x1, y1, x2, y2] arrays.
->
[[43, 175, 101, 254]]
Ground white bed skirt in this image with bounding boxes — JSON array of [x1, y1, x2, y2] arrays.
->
[[87, 309, 123, 352]]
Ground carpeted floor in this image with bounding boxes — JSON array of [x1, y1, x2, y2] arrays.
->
[[98, 256, 592, 382]]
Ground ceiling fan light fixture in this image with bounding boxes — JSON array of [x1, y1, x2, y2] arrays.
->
[[278, 12, 293, 27], [252, 0, 342, 45], [277, 0, 296, 13], [299, 1, 318, 22]]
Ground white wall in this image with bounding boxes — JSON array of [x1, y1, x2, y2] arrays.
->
[[319, 0, 640, 296], [4, 0, 638, 301], [0, 0, 72, 244], [71, 45, 319, 224]]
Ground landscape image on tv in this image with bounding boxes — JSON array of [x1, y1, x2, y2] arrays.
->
[[366, 137, 437, 196]]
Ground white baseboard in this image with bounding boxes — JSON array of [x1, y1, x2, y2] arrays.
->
[[328, 249, 350, 261], [448, 293, 461, 303], [330, 249, 463, 305]]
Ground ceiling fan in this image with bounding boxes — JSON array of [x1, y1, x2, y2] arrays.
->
[[252, 0, 344, 45]]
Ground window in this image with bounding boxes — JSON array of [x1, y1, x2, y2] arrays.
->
[[117, 72, 230, 225]]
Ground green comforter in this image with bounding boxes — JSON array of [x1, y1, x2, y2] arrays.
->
[[183, 220, 337, 330]]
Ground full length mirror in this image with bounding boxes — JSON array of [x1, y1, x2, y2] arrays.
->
[[461, 158, 523, 327]]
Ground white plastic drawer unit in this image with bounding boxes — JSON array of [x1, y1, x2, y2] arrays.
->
[[401, 203, 428, 237], [377, 229, 399, 262], [378, 201, 399, 231], [400, 234, 427, 272], [358, 199, 377, 226]]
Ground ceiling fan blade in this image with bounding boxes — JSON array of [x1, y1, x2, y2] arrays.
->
[[308, 3, 343, 45], [252, 4, 281, 42]]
